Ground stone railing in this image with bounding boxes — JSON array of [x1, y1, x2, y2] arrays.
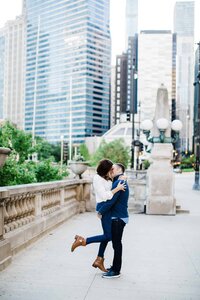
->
[[0, 178, 93, 271]]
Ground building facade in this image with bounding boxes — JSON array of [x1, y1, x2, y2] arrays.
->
[[138, 30, 176, 122], [24, 0, 111, 143], [115, 53, 128, 124], [0, 16, 25, 129], [0, 30, 5, 120], [174, 1, 195, 152]]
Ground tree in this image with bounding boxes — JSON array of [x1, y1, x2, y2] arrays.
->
[[79, 143, 90, 161], [92, 139, 130, 168], [0, 121, 34, 163], [0, 121, 68, 186]]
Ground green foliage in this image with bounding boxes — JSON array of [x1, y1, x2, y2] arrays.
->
[[34, 159, 68, 182], [91, 139, 130, 168], [35, 137, 61, 162], [180, 155, 195, 169], [0, 155, 37, 186], [79, 143, 90, 161], [0, 121, 34, 163], [143, 160, 150, 169], [0, 121, 68, 186]]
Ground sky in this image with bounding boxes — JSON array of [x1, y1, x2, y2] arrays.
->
[[0, 0, 199, 64]]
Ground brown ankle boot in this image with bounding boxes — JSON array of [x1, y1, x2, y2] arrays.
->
[[71, 235, 86, 252], [92, 256, 108, 272]]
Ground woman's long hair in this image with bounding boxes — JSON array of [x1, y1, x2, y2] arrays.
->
[[96, 159, 113, 180]]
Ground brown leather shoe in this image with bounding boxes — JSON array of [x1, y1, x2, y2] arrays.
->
[[92, 256, 108, 272], [71, 235, 86, 252]]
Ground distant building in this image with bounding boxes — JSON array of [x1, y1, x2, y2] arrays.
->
[[24, 0, 111, 143], [174, 1, 195, 152], [0, 30, 5, 120], [113, 0, 138, 125], [110, 65, 116, 127], [115, 53, 128, 124], [138, 30, 176, 122], [125, 0, 138, 48], [0, 16, 25, 129]]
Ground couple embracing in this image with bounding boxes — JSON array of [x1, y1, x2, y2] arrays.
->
[[71, 159, 129, 278]]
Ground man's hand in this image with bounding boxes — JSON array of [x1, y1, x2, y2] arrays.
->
[[97, 212, 102, 219]]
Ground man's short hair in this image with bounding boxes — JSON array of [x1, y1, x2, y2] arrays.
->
[[115, 163, 125, 173]]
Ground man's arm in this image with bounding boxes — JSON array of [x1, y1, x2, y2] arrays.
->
[[98, 180, 124, 215]]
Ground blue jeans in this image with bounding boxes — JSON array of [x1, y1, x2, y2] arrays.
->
[[86, 203, 112, 257]]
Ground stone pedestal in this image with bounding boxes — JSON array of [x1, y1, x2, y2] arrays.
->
[[0, 147, 11, 167], [146, 143, 175, 215]]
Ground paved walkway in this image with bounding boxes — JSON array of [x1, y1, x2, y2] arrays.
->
[[0, 173, 200, 300]]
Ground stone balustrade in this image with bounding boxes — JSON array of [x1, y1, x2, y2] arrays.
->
[[0, 178, 93, 271], [0, 170, 147, 271]]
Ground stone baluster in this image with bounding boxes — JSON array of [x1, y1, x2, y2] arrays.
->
[[60, 188, 65, 206], [3, 204, 9, 233], [0, 204, 4, 240]]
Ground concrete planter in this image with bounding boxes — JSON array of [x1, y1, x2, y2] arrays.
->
[[0, 147, 11, 168], [69, 161, 88, 178]]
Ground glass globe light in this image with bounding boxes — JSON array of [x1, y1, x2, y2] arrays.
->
[[141, 119, 153, 131], [156, 118, 169, 130], [171, 120, 183, 131]]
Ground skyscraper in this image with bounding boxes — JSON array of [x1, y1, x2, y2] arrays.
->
[[125, 0, 138, 48], [115, 53, 128, 124], [113, 0, 138, 124], [24, 0, 111, 143], [0, 16, 25, 128], [174, 1, 195, 152], [138, 30, 176, 122]]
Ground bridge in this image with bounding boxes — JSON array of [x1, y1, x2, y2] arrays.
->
[[0, 173, 200, 299]]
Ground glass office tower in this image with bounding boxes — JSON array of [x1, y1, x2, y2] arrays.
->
[[24, 0, 111, 143]]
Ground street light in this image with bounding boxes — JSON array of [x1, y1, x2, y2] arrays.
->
[[141, 118, 182, 144]]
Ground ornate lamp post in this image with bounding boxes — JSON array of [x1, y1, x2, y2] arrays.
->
[[141, 118, 183, 144], [140, 84, 182, 215]]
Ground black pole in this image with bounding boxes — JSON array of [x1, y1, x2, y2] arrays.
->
[[131, 112, 135, 169]]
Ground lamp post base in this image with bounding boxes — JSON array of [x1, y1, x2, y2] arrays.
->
[[193, 171, 200, 190], [146, 143, 176, 215]]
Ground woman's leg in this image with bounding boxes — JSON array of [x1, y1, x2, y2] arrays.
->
[[86, 212, 112, 245]]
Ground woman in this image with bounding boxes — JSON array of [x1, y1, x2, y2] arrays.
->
[[71, 159, 126, 272]]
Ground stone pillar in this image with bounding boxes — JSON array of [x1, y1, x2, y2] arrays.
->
[[60, 188, 65, 206], [0, 204, 12, 271], [76, 184, 85, 213], [146, 143, 175, 215], [34, 193, 42, 217]]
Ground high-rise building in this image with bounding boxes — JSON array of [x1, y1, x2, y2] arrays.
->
[[110, 65, 116, 127], [24, 0, 111, 143], [138, 30, 176, 122], [114, 0, 138, 125], [125, 0, 138, 48], [115, 53, 128, 124], [126, 35, 138, 114], [0, 16, 25, 128], [0, 30, 5, 120], [174, 1, 195, 152]]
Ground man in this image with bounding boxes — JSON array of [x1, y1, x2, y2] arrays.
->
[[97, 163, 129, 278]]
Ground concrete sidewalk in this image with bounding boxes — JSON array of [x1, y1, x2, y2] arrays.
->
[[0, 173, 200, 300]]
